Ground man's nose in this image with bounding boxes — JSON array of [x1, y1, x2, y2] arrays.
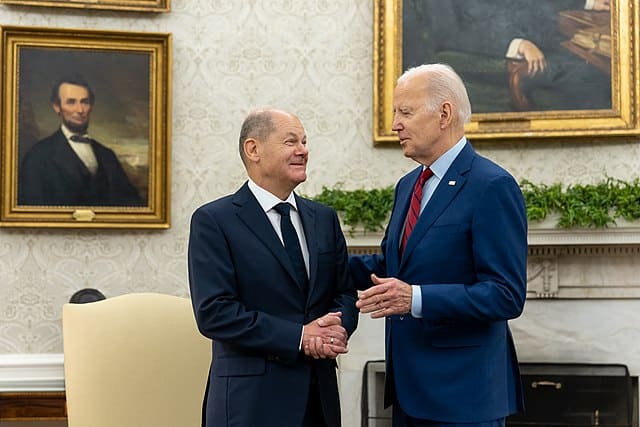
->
[[297, 143, 309, 155]]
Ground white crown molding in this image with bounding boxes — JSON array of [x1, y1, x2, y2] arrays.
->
[[0, 353, 64, 392]]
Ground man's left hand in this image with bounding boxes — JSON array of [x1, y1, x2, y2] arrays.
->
[[356, 274, 413, 318]]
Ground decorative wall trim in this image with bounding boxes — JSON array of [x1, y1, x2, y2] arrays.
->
[[345, 226, 640, 247], [528, 227, 640, 246], [0, 354, 64, 392], [529, 245, 640, 256], [347, 235, 640, 299]]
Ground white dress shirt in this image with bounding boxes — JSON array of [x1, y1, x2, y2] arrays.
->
[[61, 124, 98, 175]]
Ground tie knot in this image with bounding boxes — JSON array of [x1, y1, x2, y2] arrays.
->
[[274, 202, 291, 217], [417, 168, 433, 188], [70, 135, 92, 144]]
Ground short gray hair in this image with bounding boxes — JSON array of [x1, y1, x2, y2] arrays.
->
[[398, 63, 472, 125], [238, 109, 276, 164]]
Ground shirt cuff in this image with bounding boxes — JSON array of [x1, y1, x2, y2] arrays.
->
[[506, 38, 524, 59], [584, 0, 595, 9], [299, 326, 304, 351], [411, 285, 423, 318]]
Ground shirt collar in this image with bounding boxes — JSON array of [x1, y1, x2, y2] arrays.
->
[[247, 178, 298, 213], [426, 136, 467, 179]]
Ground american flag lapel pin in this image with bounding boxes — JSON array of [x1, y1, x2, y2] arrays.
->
[[448, 180, 456, 186]]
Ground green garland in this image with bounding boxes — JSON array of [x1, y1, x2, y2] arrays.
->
[[310, 178, 640, 232], [311, 186, 394, 233], [521, 178, 640, 228]]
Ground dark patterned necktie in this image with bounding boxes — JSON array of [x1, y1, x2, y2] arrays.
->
[[273, 203, 308, 289], [401, 168, 433, 254]]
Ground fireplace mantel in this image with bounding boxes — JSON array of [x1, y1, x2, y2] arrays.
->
[[346, 224, 640, 299], [345, 219, 640, 247]]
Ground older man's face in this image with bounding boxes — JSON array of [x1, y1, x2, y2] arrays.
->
[[53, 83, 93, 133]]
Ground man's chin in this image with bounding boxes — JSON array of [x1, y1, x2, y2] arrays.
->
[[400, 144, 412, 158], [293, 173, 307, 185], [64, 123, 88, 134]]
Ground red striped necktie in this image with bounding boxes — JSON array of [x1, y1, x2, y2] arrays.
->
[[401, 168, 433, 254]]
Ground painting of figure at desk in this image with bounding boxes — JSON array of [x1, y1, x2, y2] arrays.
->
[[403, 0, 612, 113]]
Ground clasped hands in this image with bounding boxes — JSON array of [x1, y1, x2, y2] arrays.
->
[[356, 274, 413, 319], [302, 312, 348, 359]]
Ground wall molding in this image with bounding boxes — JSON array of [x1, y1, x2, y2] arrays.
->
[[347, 235, 640, 299], [0, 354, 64, 392], [528, 226, 640, 246], [345, 226, 640, 248]]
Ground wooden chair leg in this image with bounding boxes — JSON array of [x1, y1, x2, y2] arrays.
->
[[507, 60, 531, 111]]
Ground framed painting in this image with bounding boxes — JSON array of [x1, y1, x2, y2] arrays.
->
[[0, 26, 171, 228], [373, 0, 640, 143], [0, 0, 169, 12]]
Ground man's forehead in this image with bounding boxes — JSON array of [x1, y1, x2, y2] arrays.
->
[[393, 89, 422, 108], [273, 115, 305, 135], [59, 83, 90, 97]]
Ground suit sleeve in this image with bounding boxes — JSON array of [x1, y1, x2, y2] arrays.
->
[[327, 211, 359, 336], [348, 183, 400, 291], [420, 175, 528, 322], [348, 251, 386, 291], [188, 206, 303, 363]]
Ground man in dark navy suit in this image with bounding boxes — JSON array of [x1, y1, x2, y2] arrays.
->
[[350, 64, 528, 427], [18, 74, 143, 206], [188, 108, 358, 427]]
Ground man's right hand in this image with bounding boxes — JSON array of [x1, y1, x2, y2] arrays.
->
[[302, 312, 348, 359], [518, 40, 546, 75]]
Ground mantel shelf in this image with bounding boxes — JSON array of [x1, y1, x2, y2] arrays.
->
[[344, 222, 640, 248]]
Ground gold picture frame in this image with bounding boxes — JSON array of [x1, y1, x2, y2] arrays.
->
[[374, 0, 640, 144], [0, 0, 169, 12], [0, 26, 171, 228]]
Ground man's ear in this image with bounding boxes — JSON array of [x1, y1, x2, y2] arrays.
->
[[52, 103, 61, 114], [243, 138, 259, 162], [439, 101, 454, 128]]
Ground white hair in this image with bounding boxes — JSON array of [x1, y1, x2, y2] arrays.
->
[[398, 63, 472, 125]]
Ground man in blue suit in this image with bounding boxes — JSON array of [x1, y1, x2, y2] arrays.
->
[[350, 64, 528, 426], [188, 108, 358, 427]]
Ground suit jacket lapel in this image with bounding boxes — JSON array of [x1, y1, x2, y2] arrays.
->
[[234, 184, 302, 289], [386, 167, 420, 272], [296, 196, 317, 302], [400, 144, 475, 265]]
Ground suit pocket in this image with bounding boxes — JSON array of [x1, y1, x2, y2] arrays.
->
[[431, 325, 484, 348], [213, 356, 266, 377]]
